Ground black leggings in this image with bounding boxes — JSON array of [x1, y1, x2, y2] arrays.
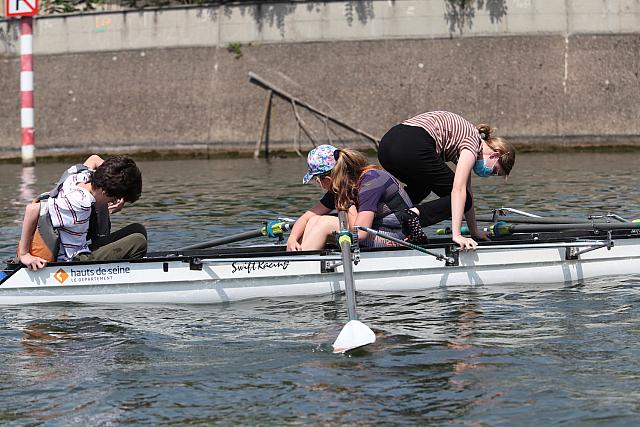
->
[[378, 124, 472, 226]]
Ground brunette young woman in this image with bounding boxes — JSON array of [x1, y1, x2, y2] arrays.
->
[[286, 144, 417, 251], [378, 111, 516, 250]]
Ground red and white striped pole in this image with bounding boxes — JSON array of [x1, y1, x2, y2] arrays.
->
[[20, 16, 35, 166]]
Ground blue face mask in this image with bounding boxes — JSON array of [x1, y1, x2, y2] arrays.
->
[[473, 159, 494, 177]]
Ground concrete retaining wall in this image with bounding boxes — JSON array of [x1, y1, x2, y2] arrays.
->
[[1, 0, 639, 159], [2, 0, 639, 55]]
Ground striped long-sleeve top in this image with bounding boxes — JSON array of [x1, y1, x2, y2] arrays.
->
[[403, 111, 483, 163], [47, 170, 95, 260]]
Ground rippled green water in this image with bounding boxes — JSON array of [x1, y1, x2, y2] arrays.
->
[[1, 153, 639, 425]]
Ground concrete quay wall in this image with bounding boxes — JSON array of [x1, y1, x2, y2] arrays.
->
[[0, 0, 639, 158]]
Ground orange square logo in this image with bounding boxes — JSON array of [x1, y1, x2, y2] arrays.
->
[[53, 268, 68, 284]]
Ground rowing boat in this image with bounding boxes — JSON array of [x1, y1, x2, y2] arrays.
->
[[2, 222, 639, 305]]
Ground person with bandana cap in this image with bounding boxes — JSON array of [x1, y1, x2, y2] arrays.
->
[[286, 144, 418, 251], [378, 111, 516, 250]]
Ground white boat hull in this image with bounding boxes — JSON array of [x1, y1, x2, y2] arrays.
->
[[1, 236, 639, 305]]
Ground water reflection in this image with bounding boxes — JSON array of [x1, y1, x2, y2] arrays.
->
[[7, 312, 156, 423], [16, 166, 36, 209], [0, 153, 639, 425], [21, 319, 73, 358]]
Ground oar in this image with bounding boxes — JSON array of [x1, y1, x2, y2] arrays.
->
[[476, 214, 599, 224], [437, 219, 640, 236], [490, 220, 640, 237], [177, 220, 292, 251], [357, 226, 454, 263], [332, 211, 376, 354], [436, 225, 472, 236]]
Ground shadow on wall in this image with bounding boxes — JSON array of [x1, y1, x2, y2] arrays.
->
[[217, 1, 377, 35], [36, 0, 379, 36], [445, 0, 508, 34], [30, 0, 508, 38], [0, 24, 19, 55], [342, 0, 375, 25]]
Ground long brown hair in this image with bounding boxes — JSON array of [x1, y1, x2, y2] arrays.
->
[[477, 124, 516, 175], [329, 148, 376, 211]]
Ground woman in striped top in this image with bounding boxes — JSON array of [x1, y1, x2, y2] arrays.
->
[[378, 111, 516, 250]]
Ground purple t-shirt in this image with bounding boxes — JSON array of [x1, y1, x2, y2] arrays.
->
[[319, 169, 412, 231]]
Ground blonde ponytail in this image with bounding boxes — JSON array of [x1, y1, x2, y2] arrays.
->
[[477, 123, 516, 175]]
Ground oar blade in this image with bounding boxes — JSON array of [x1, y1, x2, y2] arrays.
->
[[332, 320, 376, 354]]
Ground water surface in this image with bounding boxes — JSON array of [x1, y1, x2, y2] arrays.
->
[[1, 153, 639, 425]]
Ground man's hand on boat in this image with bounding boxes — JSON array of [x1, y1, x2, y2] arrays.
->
[[19, 253, 47, 271]]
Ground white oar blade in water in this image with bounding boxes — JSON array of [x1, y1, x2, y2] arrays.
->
[[332, 320, 376, 354]]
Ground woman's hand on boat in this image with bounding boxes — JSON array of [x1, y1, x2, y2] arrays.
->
[[286, 238, 303, 252], [452, 234, 478, 250], [19, 253, 47, 271]]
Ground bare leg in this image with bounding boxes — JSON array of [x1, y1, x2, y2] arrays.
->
[[301, 215, 340, 250]]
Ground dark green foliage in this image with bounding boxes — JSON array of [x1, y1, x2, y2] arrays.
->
[[226, 42, 243, 59], [40, 0, 98, 14]]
